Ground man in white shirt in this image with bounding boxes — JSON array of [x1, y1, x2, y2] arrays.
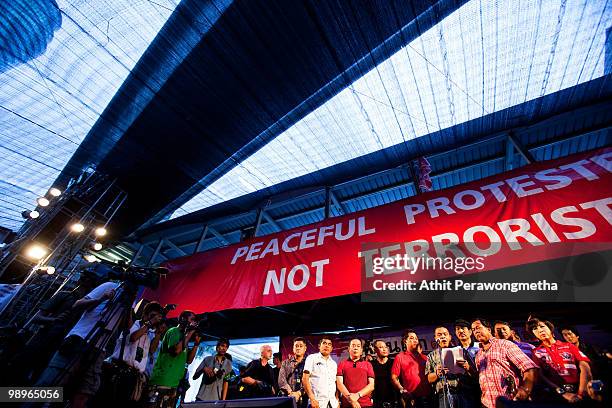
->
[[303, 337, 339, 408], [36, 280, 120, 408], [105, 301, 164, 403], [110, 301, 164, 373]]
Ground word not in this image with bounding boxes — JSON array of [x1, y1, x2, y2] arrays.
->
[[263, 259, 330, 295]]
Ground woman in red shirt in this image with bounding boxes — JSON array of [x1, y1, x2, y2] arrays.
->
[[527, 318, 592, 404]]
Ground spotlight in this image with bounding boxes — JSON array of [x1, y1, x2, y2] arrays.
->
[[92, 242, 102, 251], [37, 266, 56, 275], [22, 210, 39, 219], [37, 197, 50, 207], [84, 254, 99, 263], [70, 223, 85, 233], [49, 188, 62, 197], [25, 244, 47, 260], [94, 227, 107, 237]]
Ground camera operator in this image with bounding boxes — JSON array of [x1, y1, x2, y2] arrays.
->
[[35, 279, 120, 408], [193, 338, 233, 401], [9, 271, 98, 385], [146, 319, 169, 379], [145, 310, 202, 408], [101, 301, 164, 404]]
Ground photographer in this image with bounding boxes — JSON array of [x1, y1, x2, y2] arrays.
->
[[35, 279, 120, 408], [146, 319, 169, 379], [9, 271, 98, 385], [145, 310, 201, 408], [102, 301, 164, 404], [240, 344, 276, 398], [193, 338, 232, 401]]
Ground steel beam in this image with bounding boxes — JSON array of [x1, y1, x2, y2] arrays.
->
[[505, 135, 515, 171], [507, 133, 536, 164], [324, 187, 331, 219], [194, 225, 209, 254], [253, 208, 264, 237], [261, 211, 282, 232], [129, 244, 144, 266], [329, 190, 347, 215], [208, 226, 229, 246], [148, 240, 164, 265], [164, 239, 187, 256]]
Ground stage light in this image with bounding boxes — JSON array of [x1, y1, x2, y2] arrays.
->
[[70, 223, 85, 233], [84, 254, 99, 263], [37, 266, 56, 275], [92, 242, 102, 251], [94, 227, 107, 237], [25, 244, 47, 260], [49, 188, 62, 197], [37, 197, 50, 207], [22, 210, 39, 219]]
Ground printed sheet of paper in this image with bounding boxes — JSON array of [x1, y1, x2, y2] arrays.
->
[[440, 347, 465, 374]]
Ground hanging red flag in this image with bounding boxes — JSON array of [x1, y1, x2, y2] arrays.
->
[[417, 157, 432, 192]]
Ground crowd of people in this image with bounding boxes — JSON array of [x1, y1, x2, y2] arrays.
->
[[235, 318, 608, 408], [3, 275, 609, 408]]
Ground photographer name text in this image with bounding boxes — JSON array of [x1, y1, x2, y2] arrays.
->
[[373, 279, 558, 293]]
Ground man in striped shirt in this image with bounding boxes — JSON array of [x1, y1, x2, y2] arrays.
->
[[471, 318, 538, 408]]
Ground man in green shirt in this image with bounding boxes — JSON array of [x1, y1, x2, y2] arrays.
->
[[146, 310, 201, 408]]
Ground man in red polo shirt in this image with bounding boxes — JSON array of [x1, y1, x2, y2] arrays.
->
[[337, 338, 374, 408], [527, 318, 591, 404], [391, 330, 431, 408]]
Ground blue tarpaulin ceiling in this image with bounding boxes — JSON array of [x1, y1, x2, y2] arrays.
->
[[170, 0, 612, 219], [0, 0, 182, 231], [1, 0, 611, 239]]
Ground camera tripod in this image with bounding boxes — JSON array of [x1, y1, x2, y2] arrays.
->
[[30, 280, 138, 407]]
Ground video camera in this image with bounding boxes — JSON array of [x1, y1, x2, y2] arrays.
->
[[85, 260, 168, 289], [186, 314, 209, 337]]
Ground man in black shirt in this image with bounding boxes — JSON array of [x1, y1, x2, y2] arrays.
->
[[371, 340, 399, 408], [240, 344, 275, 397], [273, 352, 282, 394]]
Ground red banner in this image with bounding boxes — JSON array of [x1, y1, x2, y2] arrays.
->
[[145, 148, 612, 315]]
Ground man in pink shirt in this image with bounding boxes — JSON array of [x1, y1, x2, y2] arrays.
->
[[391, 330, 431, 407], [471, 318, 538, 408]]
